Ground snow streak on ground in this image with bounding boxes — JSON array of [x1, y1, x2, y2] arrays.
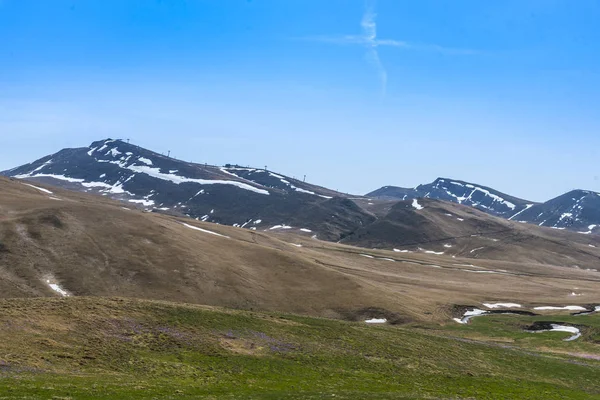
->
[[412, 199, 424, 210], [129, 199, 155, 207], [528, 325, 581, 342], [533, 306, 587, 311], [365, 318, 386, 324], [453, 308, 488, 324], [508, 204, 534, 220], [483, 303, 522, 309], [23, 183, 53, 194], [181, 223, 230, 238], [270, 225, 292, 230], [418, 248, 444, 255], [46, 280, 69, 297]]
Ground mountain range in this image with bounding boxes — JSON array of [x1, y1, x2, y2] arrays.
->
[[368, 179, 600, 234], [3, 137, 600, 393], [3, 138, 600, 245], [3, 139, 372, 242]]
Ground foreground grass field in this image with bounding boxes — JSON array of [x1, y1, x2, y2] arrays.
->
[[0, 297, 599, 399]]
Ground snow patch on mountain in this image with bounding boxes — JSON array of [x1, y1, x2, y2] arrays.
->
[[124, 165, 270, 195], [23, 183, 53, 194], [223, 168, 332, 198], [508, 204, 534, 220], [430, 179, 516, 210], [269, 225, 292, 230], [182, 223, 230, 238], [129, 199, 155, 207], [412, 199, 424, 210]]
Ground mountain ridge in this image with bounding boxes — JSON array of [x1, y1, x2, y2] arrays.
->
[[4, 138, 600, 237], [3, 138, 373, 242], [368, 179, 600, 234]]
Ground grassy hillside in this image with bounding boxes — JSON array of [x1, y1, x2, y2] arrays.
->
[[2, 176, 600, 324], [0, 297, 599, 399], [348, 197, 600, 268]]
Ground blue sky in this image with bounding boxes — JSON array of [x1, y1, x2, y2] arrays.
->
[[1, 0, 600, 201]]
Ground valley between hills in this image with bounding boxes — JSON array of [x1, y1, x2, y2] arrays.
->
[[1, 141, 600, 399]]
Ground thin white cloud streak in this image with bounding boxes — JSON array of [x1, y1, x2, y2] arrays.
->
[[304, 36, 478, 56], [304, 36, 476, 55], [361, 2, 387, 96], [377, 39, 479, 55], [361, 3, 377, 41], [301, 2, 478, 94]]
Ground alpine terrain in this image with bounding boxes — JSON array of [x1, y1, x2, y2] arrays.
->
[[2, 139, 373, 242], [4, 0, 600, 397], [2, 146, 600, 399], [368, 179, 600, 234], [4, 139, 600, 266]]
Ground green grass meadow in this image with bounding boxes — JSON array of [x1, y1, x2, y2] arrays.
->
[[0, 298, 598, 399]]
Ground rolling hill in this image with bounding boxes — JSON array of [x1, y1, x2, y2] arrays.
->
[[3, 160, 600, 399], [2, 175, 600, 323]]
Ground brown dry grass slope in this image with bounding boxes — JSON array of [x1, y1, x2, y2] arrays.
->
[[350, 197, 600, 269], [2, 176, 600, 323]]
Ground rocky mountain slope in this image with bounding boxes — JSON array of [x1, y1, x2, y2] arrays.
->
[[368, 178, 534, 218], [5, 138, 600, 245], [368, 179, 600, 234], [514, 190, 600, 233], [3, 139, 372, 242]]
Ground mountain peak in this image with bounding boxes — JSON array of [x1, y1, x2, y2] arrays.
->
[[562, 189, 600, 197], [370, 178, 532, 218], [368, 179, 600, 233], [2, 139, 358, 240]]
